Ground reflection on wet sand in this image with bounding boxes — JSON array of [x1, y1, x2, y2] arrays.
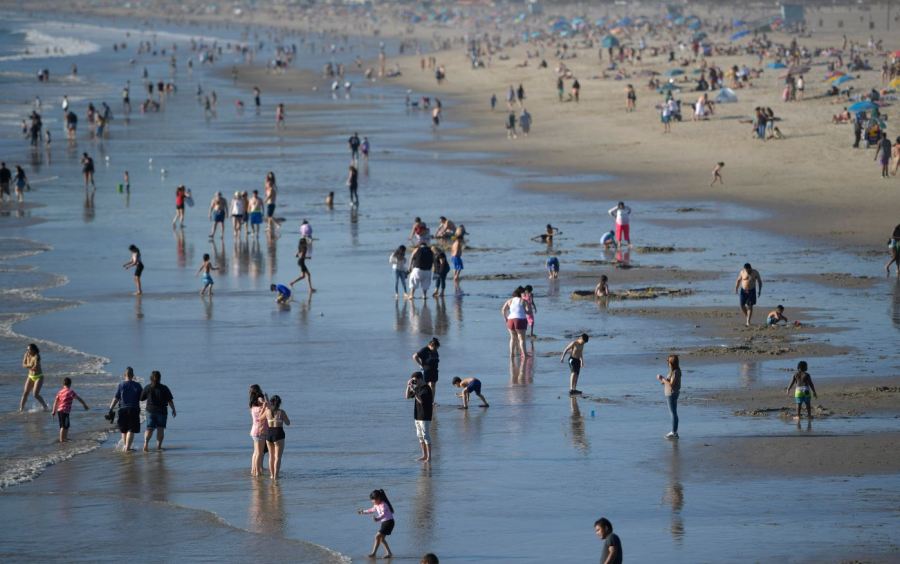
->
[[249, 479, 286, 536], [568, 396, 589, 454], [739, 361, 760, 388], [409, 298, 433, 335], [410, 465, 434, 548], [663, 441, 684, 543], [892, 280, 900, 331]]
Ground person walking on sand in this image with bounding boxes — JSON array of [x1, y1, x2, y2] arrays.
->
[[594, 517, 623, 564], [13, 165, 29, 204], [0, 162, 11, 203], [81, 152, 95, 190], [290, 236, 315, 293], [506, 111, 517, 139], [523, 285, 537, 337], [875, 132, 892, 178], [208, 192, 227, 238], [123, 244, 144, 295], [501, 287, 532, 357], [735, 262, 763, 326], [50, 377, 89, 442], [357, 489, 395, 558], [249, 385, 268, 476], [786, 360, 817, 421], [347, 164, 359, 206], [561, 333, 589, 395], [19, 343, 48, 411], [139, 370, 175, 451], [172, 185, 187, 228], [406, 371, 433, 462], [656, 354, 682, 439], [348, 132, 361, 163], [450, 232, 464, 283], [451, 377, 489, 409], [625, 84, 636, 112], [710, 162, 724, 186], [608, 201, 632, 246], [263, 394, 290, 479], [197, 253, 217, 296], [108, 367, 143, 452]]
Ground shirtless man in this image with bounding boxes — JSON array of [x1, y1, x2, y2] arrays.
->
[[434, 216, 456, 239], [450, 234, 464, 283], [734, 263, 763, 326], [560, 333, 589, 395], [208, 192, 228, 238]]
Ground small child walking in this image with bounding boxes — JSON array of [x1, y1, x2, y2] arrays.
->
[[357, 489, 395, 558], [451, 377, 490, 409], [50, 377, 90, 442], [710, 162, 725, 186], [523, 285, 537, 337], [560, 334, 589, 395], [786, 360, 818, 420], [196, 253, 217, 296]]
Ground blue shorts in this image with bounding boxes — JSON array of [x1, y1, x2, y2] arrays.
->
[[250, 212, 263, 225], [546, 257, 560, 272], [465, 380, 482, 395], [147, 411, 168, 429], [795, 395, 811, 406], [739, 288, 756, 308], [213, 212, 225, 223], [450, 256, 463, 270], [202, 274, 214, 286]]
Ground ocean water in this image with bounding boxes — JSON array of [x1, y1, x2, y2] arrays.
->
[[0, 12, 898, 563]]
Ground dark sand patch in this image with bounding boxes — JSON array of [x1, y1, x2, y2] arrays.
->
[[571, 287, 694, 301], [794, 272, 880, 290]]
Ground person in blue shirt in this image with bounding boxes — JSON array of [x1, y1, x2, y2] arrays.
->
[[270, 283, 291, 304], [108, 367, 143, 451]]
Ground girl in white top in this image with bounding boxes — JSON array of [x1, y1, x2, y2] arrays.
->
[[230, 192, 244, 237], [500, 286, 532, 357]]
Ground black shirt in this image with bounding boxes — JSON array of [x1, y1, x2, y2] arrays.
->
[[349, 135, 360, 150], [411, 246, 434, 270], [415, 346, 439, 374], [414, 384, 433, 421], [140, 383, 173, 414], [0, 167, 10, 184]]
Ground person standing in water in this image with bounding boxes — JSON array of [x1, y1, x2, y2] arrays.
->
[[208, 192, 227, 238], [357, 489, 395, 558], [108, 367, 143, 452], [81, 152, 95, 190], [13, 166, 28, 204], [389, 245, 408, 298], [501, 287, 532, 357], [50, 377, 89, 442], [264, 171, 279, 233], [560, 334, 589, 395], [406, 371, 433, 463], [172, 185, 187, 228], [197, 253, 217, 296], [656, 354, 682, 439], [123, 244, 144, 295], [263, 394, 290, 479], [348, 132, 361, 163], [247, 190, 264, 236], [734, 262, 763, 326], [19, 343, 48, 411], [786, 360, 818, 421], [413, 338, 441, 400], [249, 385, 268, 476], [450, 231, 464, 283], [608, 201, 632, 246], [347, 164, 359, 206], [139, 370, 175, 451]]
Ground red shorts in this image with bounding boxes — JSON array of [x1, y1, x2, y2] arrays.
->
[[615, 223, 630, 242], [506, 318, 527, 331]]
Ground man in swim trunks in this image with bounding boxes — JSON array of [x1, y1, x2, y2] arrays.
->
[[734, 262, 763, 326], [450, 234, 464, 282], [270, 283, 291, 304], [208, 192, 227, 238], [451, 377, 489, 409], [560, 333, 589, 395]]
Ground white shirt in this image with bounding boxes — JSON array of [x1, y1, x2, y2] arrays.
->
[[608, 205, 632, 225]]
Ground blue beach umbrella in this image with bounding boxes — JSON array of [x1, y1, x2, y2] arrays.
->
[[730, 30, 751, 41], [601, 35, 620, 48], [848, 100, 877, 112], [665, 68, 685, 77], [616, 17, 632, 27], [832, 75, 854, 86], [692, 31, 707, 41], [658, 83, 681, 94], [767, 62, 787, 69]]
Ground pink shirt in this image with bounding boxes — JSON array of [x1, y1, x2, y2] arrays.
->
[[362, 502, 393, 522], [250, 405, 268, 438], [56, 387, 76, 413]]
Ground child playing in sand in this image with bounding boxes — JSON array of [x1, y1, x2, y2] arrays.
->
[[786, 361, 817, 420], [766, 305, 788, 327], [710, 162, 724, 186], [560, 333, 589, 395], [451, 377, 490, 408], [595, 275, 610, 298], [601, 230, 617, 249], [546, 256, 560, 279], [357, 489, 395, 558], [196, 253, 217, 296], [50, 377, 89, 442], [270, 283, 291, 304]]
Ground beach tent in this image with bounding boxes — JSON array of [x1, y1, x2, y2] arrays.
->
[[601, 35, 620, 48], [665, 69, 685, 77], [767, 62, 787, 69], [714, 88, 738, 103], [848, 100, 877, 112], [594, 17, 606, 27], [832, 75, 854, 86], [730, 30, 751, 41], [686, 17, 702, 30], [616, 17, 632, 27]]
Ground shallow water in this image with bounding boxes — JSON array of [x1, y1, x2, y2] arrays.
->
[[0, 12, 898, 563]]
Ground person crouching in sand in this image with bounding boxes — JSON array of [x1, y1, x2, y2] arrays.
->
[[451, 377, 489, 409]]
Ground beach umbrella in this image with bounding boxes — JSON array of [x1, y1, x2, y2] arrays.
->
[[601, 35, 620, 48], [848, 100, 877, 112], [890, 77, 900, 88], [665, 68, 685, 77], [657, 83, 681, 94], [692, 31, 707, 41], [616, 17, 632, 27], [686, 16, 702, 30], [825, 70, 845, 79], [730, 30, 750, 41], [832, 75, 854, 86], [594, 17, 606, 27], [715, 88, 738, 103], [767, 62, 787, 69], [674, 16, 686, 26]]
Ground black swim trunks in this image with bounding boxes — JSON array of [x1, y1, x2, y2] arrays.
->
[[568, 357, 581, 375]]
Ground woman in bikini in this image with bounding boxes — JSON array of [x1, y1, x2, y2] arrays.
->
[[264, 395, 291, 479], [19, 343, 48, 411]]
